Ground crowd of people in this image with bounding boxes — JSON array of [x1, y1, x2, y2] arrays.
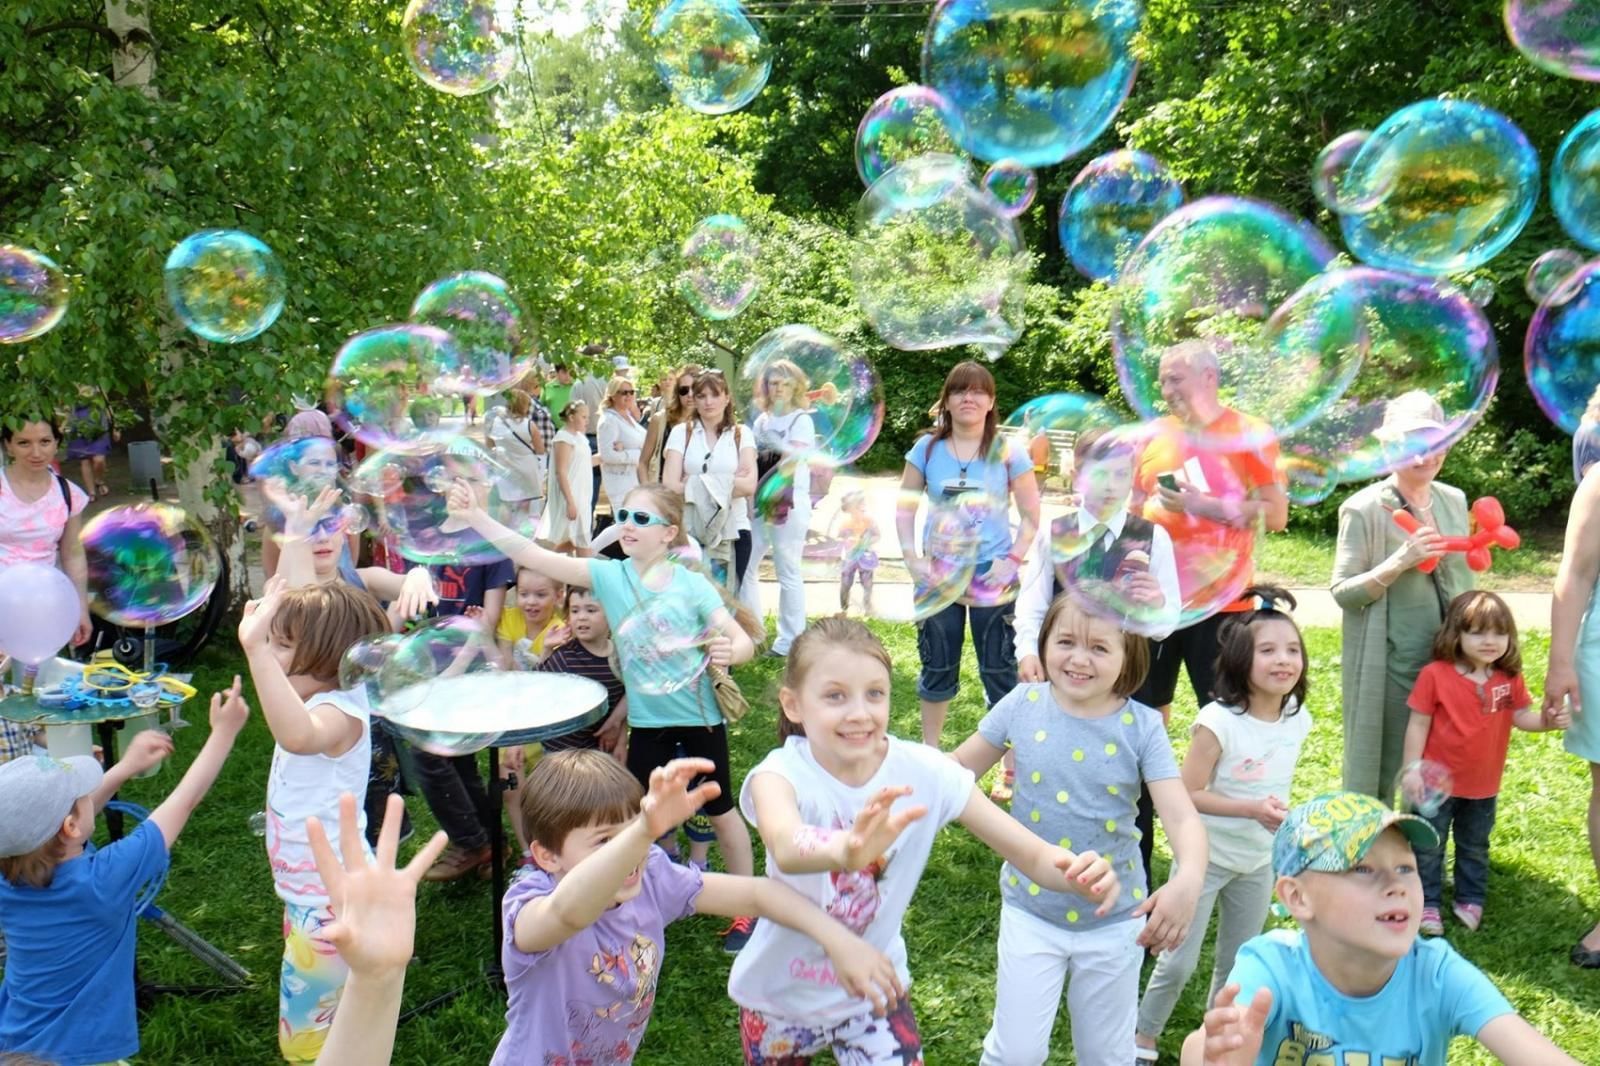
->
[[0, 341, 1596, 1066]]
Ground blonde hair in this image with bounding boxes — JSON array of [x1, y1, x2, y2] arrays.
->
[[755, 358, 811, 412], [519, 749, 642, 851], [0, 834, 72, 890], [779, 617, 892, 740], [270, 583, 392, 682], [604, 376, 635, 408]]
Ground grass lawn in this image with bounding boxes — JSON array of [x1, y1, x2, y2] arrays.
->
[[1255, 525, 1566, 592], [33, 623, 1600, 1064]]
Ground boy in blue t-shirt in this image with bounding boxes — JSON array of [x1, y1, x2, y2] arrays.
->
[[0, 686, 247, 1065], [1183, 791, 1580, 1066]]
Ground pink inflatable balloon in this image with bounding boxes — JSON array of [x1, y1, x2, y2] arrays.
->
[[0, 562, 80, 665]]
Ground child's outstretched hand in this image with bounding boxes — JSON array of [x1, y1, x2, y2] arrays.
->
[[209, 675, 251, 739], [1198, 983, 1272, 1066], [1055, 849, 1120, 915], [640, 758, 722, 842], [307, 793, 449, 979], [842, 786, 926, 872], [238, 579, 287, 650], [118, 729, 175, 776], [821, 932, 905, 1017], [394, 567, 439, 622], [1134, 872, 1200, 953], [445, 479, 487, 521]]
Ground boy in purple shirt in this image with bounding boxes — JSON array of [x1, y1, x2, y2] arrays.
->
[[493, 751, 902, 1065]]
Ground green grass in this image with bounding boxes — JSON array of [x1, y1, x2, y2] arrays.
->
[[21, 624, 1600, 1064], [1255, 525, 1565, 592]]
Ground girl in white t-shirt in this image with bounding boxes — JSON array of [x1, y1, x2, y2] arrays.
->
[[237, 579, 392, 1063], [729, 617, 1118, 1064], [1134, 587, 1312, 1060], [546, 400, 596, 553]]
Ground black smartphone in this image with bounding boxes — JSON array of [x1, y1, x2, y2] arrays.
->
[[1156, 472, 1180, 492]]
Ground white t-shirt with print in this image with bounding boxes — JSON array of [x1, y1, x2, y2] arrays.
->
[[0, 470, 88, 569], [727, 736, 974, 1025], [1194, 699, 1312, 873]]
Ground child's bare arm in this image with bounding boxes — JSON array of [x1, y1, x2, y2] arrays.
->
[[445, 481, 592, 589], [148, 679, 249, 848], [239, 590, 363, 757], [1133, 777, 1208, 953], [1475, 1014, 1581, 1066], [750, 774, 924, 874], [1400, 710, 1433, 769], [956, 785, 1119, 912], [951, 732, 1007, 777], [91, 731, 174, 811]]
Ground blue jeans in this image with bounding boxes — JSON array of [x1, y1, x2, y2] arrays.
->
[[916, 596, 1018, 706], [1418, 794, 1497, 909]]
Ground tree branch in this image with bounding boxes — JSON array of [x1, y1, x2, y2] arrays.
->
[[24, 20, 122, 47]]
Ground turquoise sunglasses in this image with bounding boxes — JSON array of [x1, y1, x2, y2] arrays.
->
[[616, 508, 670, 528]]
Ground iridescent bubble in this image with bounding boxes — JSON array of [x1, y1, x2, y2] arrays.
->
[[1338, 98, 1540, 275], [250, 435, 342, 508], [1059, 150, 1185, 281], [338, 503, 371, 536], [327, 325, 458, 447], [922, 0, 1142, 167], [401, 0, 514, 97], [613, 576, 719, 694], [675, 215, 761, 321], [1506, 0, 1600, 80], [163, 230, 286, 344], [1272, 268, 1499, 484], [1465, 277, 1496, 307], [374, 616, 505, 754], [866, 487, 985, 623], [82, 503, 222, 627], [853, 153, 1028, 352], [651, 0, 770, 116], [409, 271, 535, 396], [340, 633, 406, 708], [1000, 393, 1120, 483], [1526, 247, 1586, 303], [798, 472, 877, 605], [423, 466, 456, 494], [1552, 109, 1600, 251], [248, 811, 268, 838], [1311, 131, 1393, 215], [1278, 454, 1339, 507], [855, 85, 966, 188], [1395, 759, 1453, 818], [737, 325, 884, 468], [1111, 197, 1339, 448], [982, 161, 1038, 217], [1526, 258, 1600, 433], [354, 437, 534, 565], [0, 245, 68, 344]]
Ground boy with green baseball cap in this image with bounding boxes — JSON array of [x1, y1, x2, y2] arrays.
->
[[1182, 791, 1579, 1066]]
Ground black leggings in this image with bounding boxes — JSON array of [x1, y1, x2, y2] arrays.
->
[[733, 528, 753, 588]]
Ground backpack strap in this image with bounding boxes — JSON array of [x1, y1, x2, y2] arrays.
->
[[55, 473, 71, 511]]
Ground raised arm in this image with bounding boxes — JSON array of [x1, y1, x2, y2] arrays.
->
[[239, 592, 364, 757], [748, 773, 926, 876], [444, 481, 592, 589], [147, 678, 249, 848]]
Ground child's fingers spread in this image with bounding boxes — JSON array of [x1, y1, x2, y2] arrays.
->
[[404, 831, 451, 880], [688, 781, 723, 808], [306, 817, 345, 902], [373, 794, 403, 867]]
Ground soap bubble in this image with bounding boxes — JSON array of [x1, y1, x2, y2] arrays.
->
[[922, 0, 1141, 167], [353, 437, 535, 565], [1465, 277, 1496, 307], [1059, 150, 1185, 281], [1552, 109, 1600, 251], [1527, 248, 1586, 303], [1526, 258, 1600, 433], [982, 161, 1038, 217], [1337, 99, 1540, 275], [250, 435, 343, 533], [853, 153, 1028, 352], [1001, 393, 1121, 481], [1272, 268, 1499, 485], [1311, 131, 1394, 215], [1278, 454, 1339, 507], [855, 85, 966, 188], [738, 325, 884, 468], [0, 245, 69, 344], [83, 503, 221, 627], [401, 0, 514, 96], [409, 271, 535, 396], [1111, 197, 1339, 448], [338, 503, 371, 536], [1396, 759, 1453, 818], [613, 577, 720, 695], [327, 324, 458, 447], [651, 0, 770, 115], [163, 230, 286, 344], [248, 811, 268, 837], [676, 215, 761, 321], [798, 473, 877, 603], [340, 633, 406, 707], [866, 488, 986, 623], [1505, 0, 1600, 80], [373, 617, 505, 754]]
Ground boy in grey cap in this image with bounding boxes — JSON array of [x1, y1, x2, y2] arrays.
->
[[0, 680, 248, 1065]]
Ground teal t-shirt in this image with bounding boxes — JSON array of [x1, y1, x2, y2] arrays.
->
[[587, 556, 724, 728]]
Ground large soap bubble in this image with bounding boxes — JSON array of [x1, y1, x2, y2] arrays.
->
[[82, 503, 221, 627], [328, 324, 458, 447], [0, 245, 68, 344], [855, 85, 966, 188], [866, 487, 986, 623], [853, 153, 1028, 352], [922, 0, 1141, 167], [737, 325, 884, 468], [1552, 110, 1600, 252], [1059, 150, 1185, 281], [1526, 259, 1600, 433], [651, 0, 770, 115], [164, 229, 286, 343], [676, 215, 761, 321], [409, 271, 535, 395], [372, 616, 505, 753], [352, 437, 535, 564], [1273, 269, 1498, 487], [1001, 392, 1121, 482], [401, 0, 514, 96], [1111, 197, 1338, 447], [1506, 0, 1600, 80], [1337, 99, 1539, 275]]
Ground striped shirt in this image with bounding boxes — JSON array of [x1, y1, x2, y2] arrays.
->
[[536, 641, 625, 751]]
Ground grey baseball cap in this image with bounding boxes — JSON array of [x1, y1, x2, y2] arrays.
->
[[0, 754, 103, 858]]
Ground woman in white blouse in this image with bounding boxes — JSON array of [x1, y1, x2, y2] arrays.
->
[[663, 369, 758, 589], [596, 376, 646, 512]]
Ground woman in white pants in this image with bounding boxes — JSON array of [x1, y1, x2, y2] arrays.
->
[[740, 359, 815, 656]]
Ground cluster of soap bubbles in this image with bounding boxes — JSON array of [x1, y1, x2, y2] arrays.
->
[[0, 245, 69, 344], [676, 215, 761, 320], [81, 503, 222, 628], [855, 86, 965, 187], [164, 229, 286, 343], [1059, 151, 1185, 281], [401, 0, 514, 96], [651, 0, 770, 115]]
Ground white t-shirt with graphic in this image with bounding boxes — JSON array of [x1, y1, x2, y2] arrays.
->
[[727, 736, 974, 1025], [1194, 700, 1312, 873], [265, 687, 372, 906]]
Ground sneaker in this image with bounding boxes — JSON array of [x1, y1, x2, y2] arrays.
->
[[1419, 907, 1444, 936], [721, 915, 756, 954], [1453, 902, 1483, 932], [422, 843, 492, 882]]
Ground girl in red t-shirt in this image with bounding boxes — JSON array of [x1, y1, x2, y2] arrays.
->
[[1402, 590, 1570, 936]]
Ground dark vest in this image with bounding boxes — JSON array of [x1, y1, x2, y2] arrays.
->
[[1048, 512, 1157, 600]]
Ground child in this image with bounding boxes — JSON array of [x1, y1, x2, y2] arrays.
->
[[448, 480, 765, 952], [1185, 792, 1581, 1066], [535, 585, 627, 755], [731, 616, 1119, 1064], [0, 702, 246, 1064], [1136, 588, 1312, 1060], [495, 565, 567, 670], [238, 580, 392, 1063], [832, 489, 880, 615], [1402, 590, 1570, 936], [494, 750, 901, 1065], [953, 594, 1207, 1066], [546, 399, 596, 554]]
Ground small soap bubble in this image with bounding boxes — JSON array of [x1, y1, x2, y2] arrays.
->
[[401, 0, 514, 96], [981, 161, 1038, 217], [0, 245, 69, 344], [1396, 759, 1453, 818], [1311, 131, 1392, 215], [651, 0, 771, 115], [1526, 248, 1586, 303], [1465, 277, 1496, 307], [863, 488, 986, 624], [1059, 150, 1185, 281], [248, 811, 268, 838], [163, 230, 286, 344], [676, 215, 760, 321], [855, 85, 966, 188], [82, 503, 222, 628]]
